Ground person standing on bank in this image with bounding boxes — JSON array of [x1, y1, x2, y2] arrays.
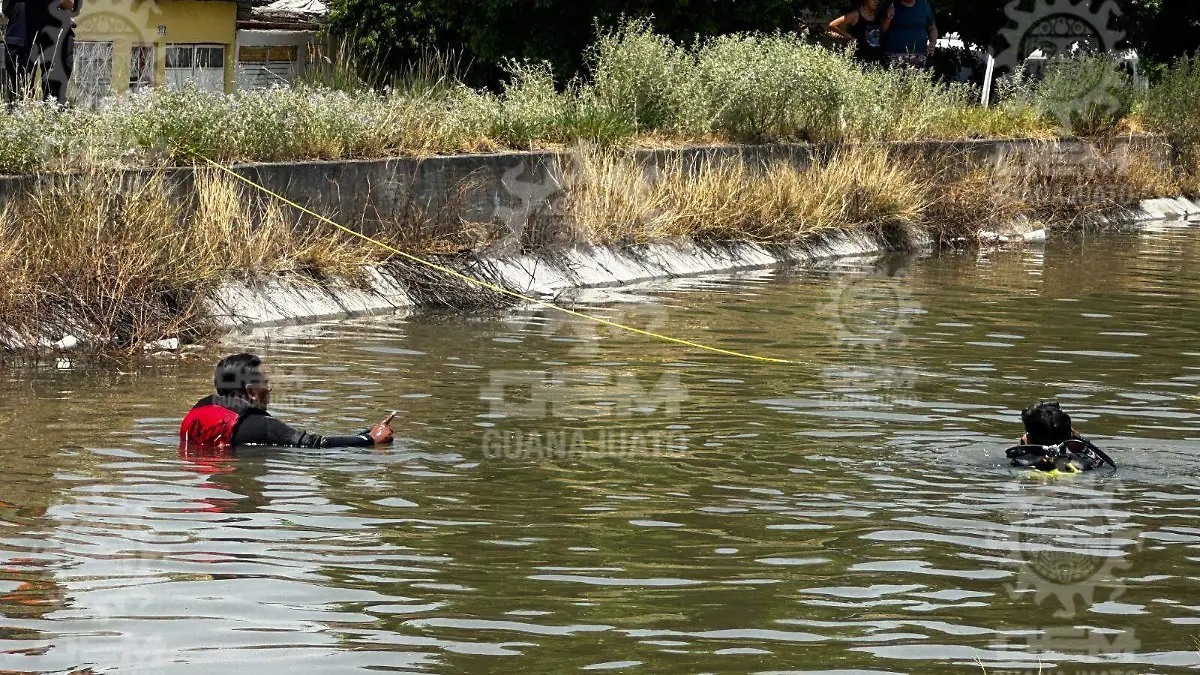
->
[[828, 0, 892, 67], [23, 0, 75, 104], [2, 0, 30, 101], [881, 0, 938, 68]]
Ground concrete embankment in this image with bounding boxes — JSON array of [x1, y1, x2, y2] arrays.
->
[[208, 202, 1200, 329], [209, 232, 890, 328], [2, 135, 1196, 339], [154, 136, 1175, 240], [192, 135, 1197, 329]]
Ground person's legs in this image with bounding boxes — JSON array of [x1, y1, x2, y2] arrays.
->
[[45, 23, 70, 104], [23, 23, 50, 99], [26, 19, 69, 103], [5, 36, 39, 101], [3, 43, 21, 101]]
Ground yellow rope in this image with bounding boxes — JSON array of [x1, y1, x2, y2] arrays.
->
[[188, 151, 797, 365], [180, 151, 1200, 404]]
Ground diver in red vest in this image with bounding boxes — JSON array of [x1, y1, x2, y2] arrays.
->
[[180, 352, 395, 450]]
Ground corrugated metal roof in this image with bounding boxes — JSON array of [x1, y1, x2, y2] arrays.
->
[[235, 0, 325, 29]]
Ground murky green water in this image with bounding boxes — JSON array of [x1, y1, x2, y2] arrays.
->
[[6, 227, 1200, 674]]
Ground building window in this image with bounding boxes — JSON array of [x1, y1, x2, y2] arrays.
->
[[165, 44, 225, 92], [130, 44, 154, 92], [71, 41, 113, 108], [237, 45, 299, 90]]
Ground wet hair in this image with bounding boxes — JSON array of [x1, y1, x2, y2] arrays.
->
[[1021, 400, 1074, 445], [214, 353, 266, 396]]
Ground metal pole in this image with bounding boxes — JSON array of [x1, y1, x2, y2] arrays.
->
[[981, 53, 996, 107]]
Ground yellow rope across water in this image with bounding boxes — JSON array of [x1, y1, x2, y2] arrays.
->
[[187, 150, 798, 365]]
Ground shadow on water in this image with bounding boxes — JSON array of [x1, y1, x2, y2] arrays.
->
[[4, 228, 1200, 672]]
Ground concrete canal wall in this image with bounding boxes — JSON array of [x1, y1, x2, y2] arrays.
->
[[171, 136, 1175, 240], [194, 135, 1190, 328], [0, 135, 1192, 334]]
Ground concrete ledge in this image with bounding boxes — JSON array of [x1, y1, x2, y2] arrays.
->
[[0, 136, 1186, 339], [209, 268, 413, 328], [207, 197, 1200, 330], [1139, 197, 1200, 222], [0, 136, 1171, 243], [208, 232, 892, 328]]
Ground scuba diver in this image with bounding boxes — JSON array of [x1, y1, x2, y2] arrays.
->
[[1006, 400, 1115, 473], [180, 353, 396, 450]]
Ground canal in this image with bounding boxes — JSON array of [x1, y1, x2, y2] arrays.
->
[[3, 226, 1200, 673]]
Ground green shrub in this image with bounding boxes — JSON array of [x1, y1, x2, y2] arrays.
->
[[0, 20, 1149, 175], [490, 60, 636, 146], [1031, 53, 1140, 136], [1145, 52, 1200, 161], [0, 102, 85, 174], [489, 60, 570, 145], [587, 19, 704, 135], [102, 86, 232, 161], [696, 33, 844, 141]]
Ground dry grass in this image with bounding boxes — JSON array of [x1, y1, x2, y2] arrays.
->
[[0, 169, 383, 358], [564, 145, 930, 246], [565, 141, 1183, 251], [189, 170, 381, 278], [925, 165, 1035, 243], [924, 143, 1180, 243], [1180, 150, 1200, 199], [0, 138, 1185, 360]]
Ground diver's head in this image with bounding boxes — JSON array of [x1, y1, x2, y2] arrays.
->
[[214, 353, 271, 408], [1021, 400, 1073, 445]]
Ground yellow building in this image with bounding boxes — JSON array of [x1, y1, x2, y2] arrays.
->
[[68, 0, 323, 104]]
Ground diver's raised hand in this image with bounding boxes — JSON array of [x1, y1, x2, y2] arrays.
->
[[368, 412, 398, 445]]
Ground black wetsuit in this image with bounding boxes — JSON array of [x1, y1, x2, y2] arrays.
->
[[190, 395, 375, 448]]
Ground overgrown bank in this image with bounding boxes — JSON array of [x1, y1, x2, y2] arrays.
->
[[2, 22, 1199, 190], [0, 137, 1187, 360]]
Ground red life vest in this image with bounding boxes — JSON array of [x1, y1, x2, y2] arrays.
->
[[180, 401, 243, 451]]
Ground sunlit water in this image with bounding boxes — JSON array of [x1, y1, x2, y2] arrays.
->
[[5, 227, 1200, 674]]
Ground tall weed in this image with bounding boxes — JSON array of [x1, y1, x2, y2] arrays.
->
[[1144, 52, 1200, 178], [0, 169, 379, 355], [564, 145, 930, 244], [1032, 53, 1140, 136], [587, 19, 705, 134]]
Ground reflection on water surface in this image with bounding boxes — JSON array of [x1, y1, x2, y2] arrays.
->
[[4, 229, 1200, 673]]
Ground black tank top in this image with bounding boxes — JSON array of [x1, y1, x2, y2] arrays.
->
[[848, 7, 885, 64]]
